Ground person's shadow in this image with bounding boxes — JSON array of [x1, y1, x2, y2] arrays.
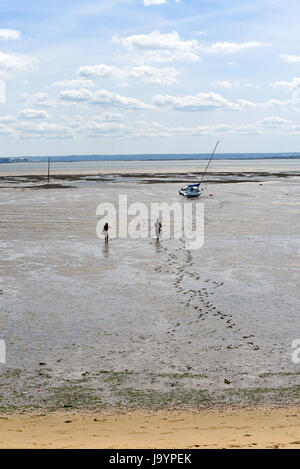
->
[[102, 242, 109, 258], [154, 238, 162, 253]]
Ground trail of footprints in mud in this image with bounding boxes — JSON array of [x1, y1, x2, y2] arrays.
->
[[155, 242, 259, 352]]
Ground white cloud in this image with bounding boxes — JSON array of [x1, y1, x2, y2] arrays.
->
[[169, 123, 233, 137], [32, 92, 52, 107], [211, 80, 240, 88], [270, 78, 300, 106], [0, 115, 16, 123], [52, 79, 95, 88], [0, 29, 20, 40], [103, 111, 123, 121], [0, 80, 4, 103], [236, 116, 298, 135], [266, 98, 294, 107], [153, 90, 300, 112], [0, 125, 16, 136], [270, 77, 300, 92], [237, 99, 257, 109], [112, 30, 201, 63], [259, 116, 292, 127], [201, 41, 271, 54], [194, 31, 207, 36], [12, 116, 230, 140], [91, 89, 150, 109], [61, 112, 124, 127], [80, 118, 234, 139], [235, 124, 263, 135], [50, 114, 127, 139], [60, 88, 150, 110], [85, 120, 125, 137], [7, 113, 300, 141], [143, 0, 180, 4], [17, 121, 73, 139], [152, 91, 256, 111], [18, 109, 50, 120], [280, 54, 300, 63], [19, 92, 54, 108], [0, 50, 36, 79], [60, 88, 92, 102], [143, 0, 167, 5], [245, 83, 259, 88], [77, 64, 179, 85], [129, 119, 169, 137], [112, 32, 269, 64], [91, 112, 124, 122]]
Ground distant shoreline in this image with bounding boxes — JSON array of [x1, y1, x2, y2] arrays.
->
[[1, 153, 300, 164]]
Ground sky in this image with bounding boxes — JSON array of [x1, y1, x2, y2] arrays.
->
[[1, 0, 300, 156]]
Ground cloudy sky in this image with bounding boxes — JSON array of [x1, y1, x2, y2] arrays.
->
[[1, 0, 300, 156]]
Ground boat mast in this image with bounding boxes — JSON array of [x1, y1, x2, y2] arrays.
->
[[47, 156, 51, 183], [199, 139, 220, 185]]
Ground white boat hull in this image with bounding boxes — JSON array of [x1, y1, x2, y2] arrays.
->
[[179, 188, 201, 197]]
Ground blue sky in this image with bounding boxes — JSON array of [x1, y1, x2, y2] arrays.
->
[[1, 0, 300, 155]]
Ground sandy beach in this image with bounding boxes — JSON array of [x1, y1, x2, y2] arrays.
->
[[0, 161, 299, 447], [0, 407, 299, 449]]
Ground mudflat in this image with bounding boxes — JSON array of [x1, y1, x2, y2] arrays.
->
[[0, 169, 299, 413]]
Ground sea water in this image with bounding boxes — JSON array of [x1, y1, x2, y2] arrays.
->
[[1, 156, 300, 173]]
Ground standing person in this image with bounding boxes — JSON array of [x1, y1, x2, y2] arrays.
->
[[102, 222, 109, 243], [154, 219, 162, 241]]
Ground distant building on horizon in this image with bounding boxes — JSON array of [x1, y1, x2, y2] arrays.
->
[[9, 157, 29, 163]]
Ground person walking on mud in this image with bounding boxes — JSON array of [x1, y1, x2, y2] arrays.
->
[[154, 218, 162, 241], [102, 222, 110, 243]]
